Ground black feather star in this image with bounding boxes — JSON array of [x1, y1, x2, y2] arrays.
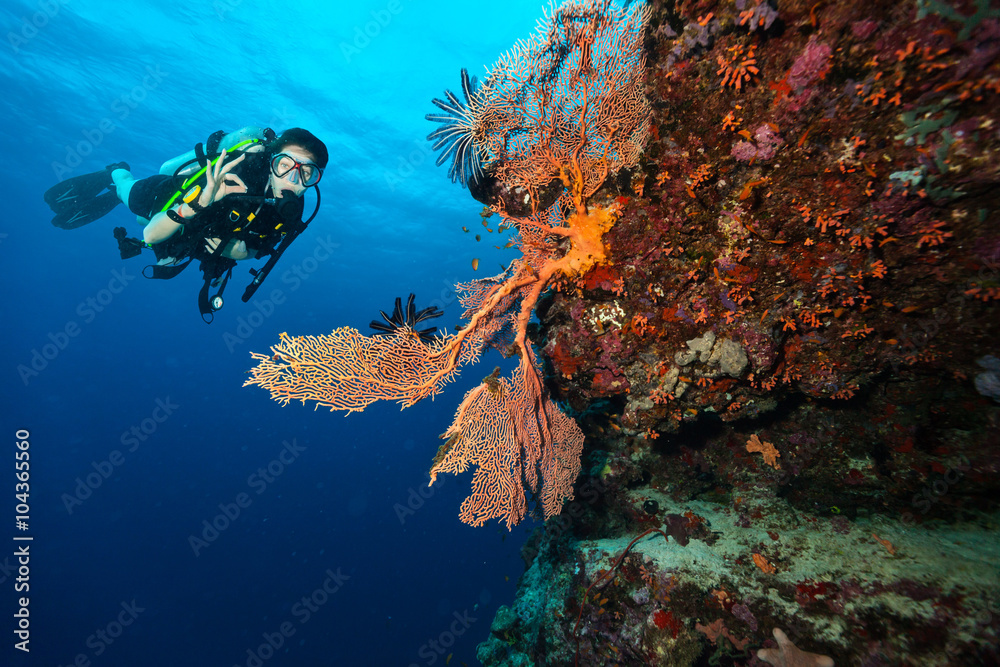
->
[[370, 294, 444, 344], [426, 68, 485, 187]]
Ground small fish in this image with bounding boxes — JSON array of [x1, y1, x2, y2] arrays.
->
[[462, 226, 469, 233], [472, 258, 479, 271], [445, 653, 453, 666], [475, 234, 481, 241]]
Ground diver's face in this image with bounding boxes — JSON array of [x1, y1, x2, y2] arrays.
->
[[270, 145, 320, 197]]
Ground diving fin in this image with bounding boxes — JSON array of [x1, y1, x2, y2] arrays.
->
[[49, 190, 122, 229], [44, 162, 129, 229]]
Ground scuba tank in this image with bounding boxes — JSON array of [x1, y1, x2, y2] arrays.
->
[[158, 126, 273, 176], [153, 128, 278, 223], [127, 127, 276, 228]]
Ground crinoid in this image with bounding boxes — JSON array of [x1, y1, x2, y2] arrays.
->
[[426, 68, 486, 187], [370, 293, 444, 344]]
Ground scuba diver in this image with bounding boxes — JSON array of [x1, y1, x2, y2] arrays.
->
[[43, 127, 328, 322]]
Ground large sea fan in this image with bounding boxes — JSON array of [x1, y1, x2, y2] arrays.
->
[[426, 1, 650, 201]]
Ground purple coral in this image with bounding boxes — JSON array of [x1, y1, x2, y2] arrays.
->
[[732, 141, 759, 162], [732, 124, 784, 162], [787, 37, 832, 91], [753, 124, 784, 160]]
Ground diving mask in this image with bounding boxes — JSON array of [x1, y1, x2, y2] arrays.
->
[[270, 153, 322, 187]]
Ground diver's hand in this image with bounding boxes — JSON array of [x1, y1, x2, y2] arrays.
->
[[205, 237, 248, 260], [200, 149, 247, 207]]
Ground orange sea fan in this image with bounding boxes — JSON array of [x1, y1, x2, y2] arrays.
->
[[746, 433, 781, 469]]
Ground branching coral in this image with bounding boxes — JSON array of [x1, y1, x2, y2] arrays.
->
[[428, 0, 650, 208], [246, 0, 652, 529]]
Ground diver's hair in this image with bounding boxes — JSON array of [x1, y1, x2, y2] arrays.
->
[[271, 128, 329, 169]]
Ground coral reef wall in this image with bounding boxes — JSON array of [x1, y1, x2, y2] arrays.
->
[[478, 0, 1000, 664]]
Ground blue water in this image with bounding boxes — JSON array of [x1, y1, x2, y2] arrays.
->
[[1, 1, 548, 664]]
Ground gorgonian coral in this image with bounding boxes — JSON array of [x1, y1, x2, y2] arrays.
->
[[427, 0, 650, 207]]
